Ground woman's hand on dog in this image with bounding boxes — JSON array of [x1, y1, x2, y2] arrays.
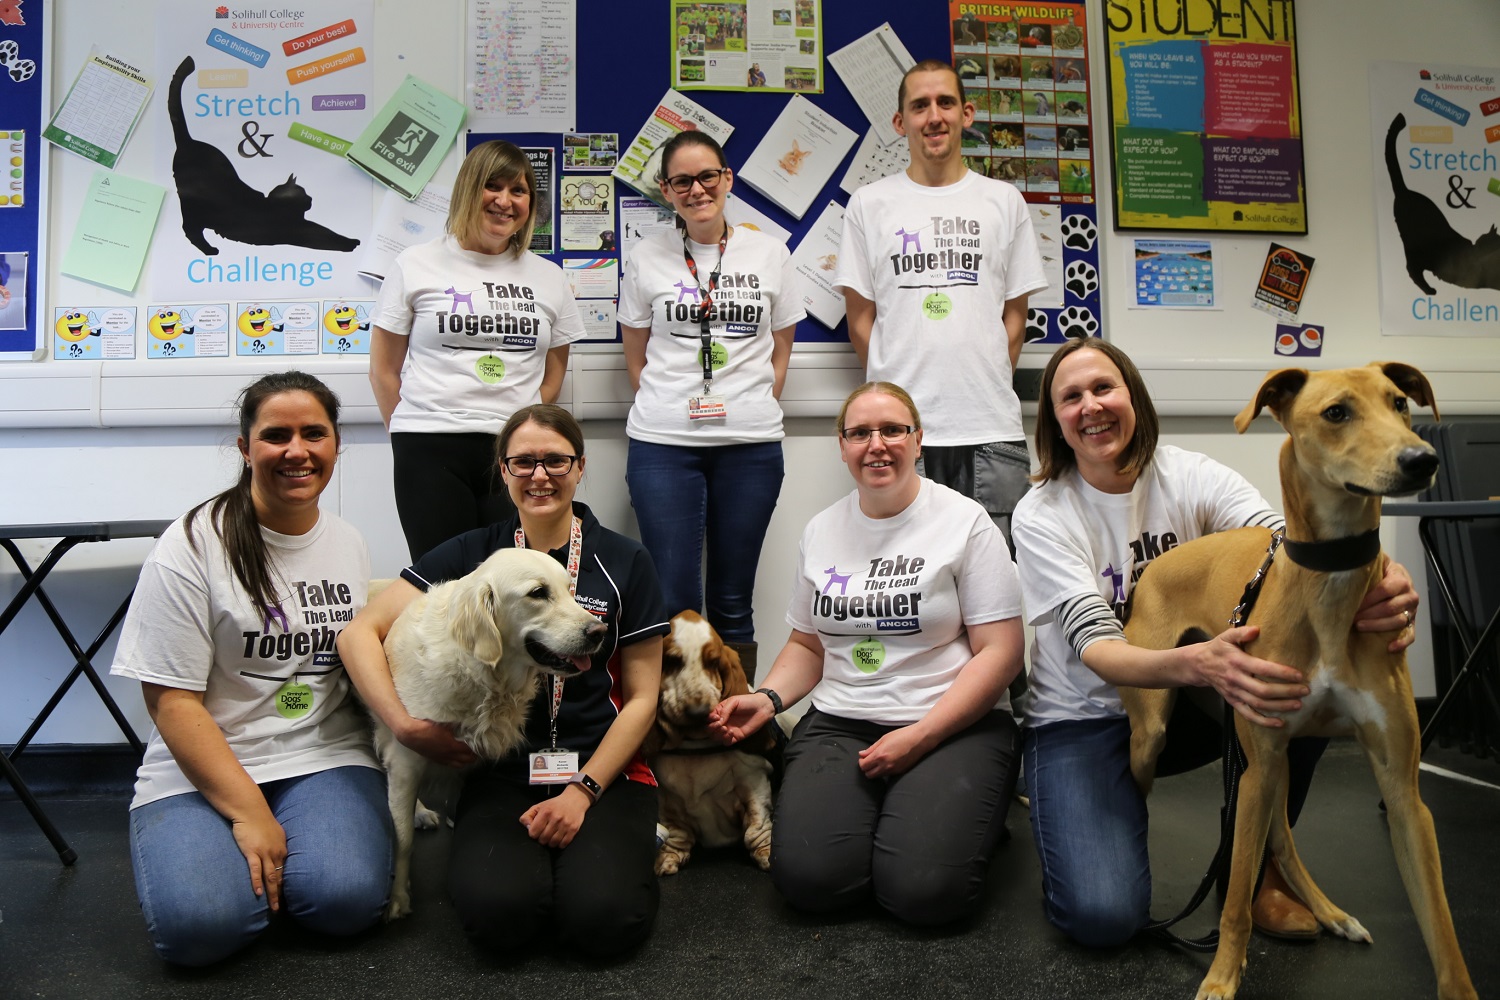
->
[[520, 787, 591, 848], [1194, 625, 1311, 728], [232, 811, 288, 912], [397, 717, 478, 768], [1354, 557, 1420, 653], [707, 695, 773, 744]]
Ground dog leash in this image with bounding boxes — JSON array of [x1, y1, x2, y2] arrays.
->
[[1146, 529, 1283, 953]]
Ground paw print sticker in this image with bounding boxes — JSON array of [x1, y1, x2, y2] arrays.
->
[[0, 40, 31, 83], [1024, 308, 1050, 343], [1060, 214, 1097, 251], [1064, 260, 1099, 299], [1057, 306, 1099, 339]]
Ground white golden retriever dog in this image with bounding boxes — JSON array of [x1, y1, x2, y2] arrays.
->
[[378, 547, 605, 919]]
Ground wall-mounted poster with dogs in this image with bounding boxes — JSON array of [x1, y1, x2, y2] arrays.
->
[[151, 0, 375, 303], [1103, 0, 1307, 234], [1369, 60, 1500, 338], [949, 1, 1101, 347]]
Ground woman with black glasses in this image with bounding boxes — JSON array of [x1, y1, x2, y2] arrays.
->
[[708, 382, 1025, 925], [618, 131, 805, 682], [340, 404, 668, 957]]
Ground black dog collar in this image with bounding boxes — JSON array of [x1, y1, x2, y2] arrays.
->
[[1281, 527, 1382, 572]]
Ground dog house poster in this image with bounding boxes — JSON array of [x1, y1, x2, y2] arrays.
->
[[151, 0, 375, 303], [950, 2, 1103, 346], [1369, 61, 1500, 338], [1103, 0, 1308, 234]]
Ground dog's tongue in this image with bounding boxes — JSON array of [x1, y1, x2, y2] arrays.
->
[[570, 653, 592, 673]]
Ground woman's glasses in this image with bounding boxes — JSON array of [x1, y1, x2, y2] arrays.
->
[[664, 168, 728, 194], [839, 424, 914, 444], [503, 454, 578, 476]]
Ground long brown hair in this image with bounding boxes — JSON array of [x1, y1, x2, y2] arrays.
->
[[185, 372, 341, 621], [1031, 339, 1158, 484]]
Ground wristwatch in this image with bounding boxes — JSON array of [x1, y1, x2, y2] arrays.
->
[[570, 772, 602, 800], [754, 687, 784, 715]]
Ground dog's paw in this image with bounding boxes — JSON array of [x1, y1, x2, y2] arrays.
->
[[1060, 213, 1097, 251], [752, 846, 771, 871], [385, 892, 413, 921], [1024, 307, 1049, 342], [1057, 305, 1098, 339], [654, 850, 685, 876], [1064, 260, 1099, 299], [1323, 912, 1372, 943], [413, 800, 442, 830]]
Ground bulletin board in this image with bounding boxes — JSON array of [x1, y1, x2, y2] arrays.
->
[[0, 0, 49, 360]]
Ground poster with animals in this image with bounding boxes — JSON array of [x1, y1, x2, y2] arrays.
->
[[949, 1, 1101, 346], [1103, 0, 1306, 233], [1369, 61, 1500, 338], [152, 1, 374, 303]]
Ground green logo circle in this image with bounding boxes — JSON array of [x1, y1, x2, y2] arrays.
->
[[852, 638, 886, 674], [922, 293, 953, 320], [696, 341, 729, 370], [475, 355, 507, 383], [276, 682, 314, 719]]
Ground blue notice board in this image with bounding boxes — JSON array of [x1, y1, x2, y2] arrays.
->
[[0, 0, 49, 359]]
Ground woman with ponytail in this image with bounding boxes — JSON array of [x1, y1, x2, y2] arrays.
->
[[111, 371, 392, 966]]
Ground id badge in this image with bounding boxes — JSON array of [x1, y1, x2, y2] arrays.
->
[[688, 394, 728, 420], [528, 749, 579, 785]]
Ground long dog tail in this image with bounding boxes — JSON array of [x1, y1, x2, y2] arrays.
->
[[168, 56, 195, 147], [1386, 113, 1408, 195]]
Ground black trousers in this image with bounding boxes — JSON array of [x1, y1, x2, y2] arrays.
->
[[390, 431, 515, 562]]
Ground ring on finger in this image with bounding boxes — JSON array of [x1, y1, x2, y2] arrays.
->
[[1403, 609, 1413, 629]]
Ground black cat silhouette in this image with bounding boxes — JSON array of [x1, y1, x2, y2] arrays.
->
[[168, 57, 359, 256], [1386, 113, 1500, 294]]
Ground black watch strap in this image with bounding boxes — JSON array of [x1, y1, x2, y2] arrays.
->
[[754, 687, 784, 715]]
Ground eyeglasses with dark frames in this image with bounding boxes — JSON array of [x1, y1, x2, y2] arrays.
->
[[502, 454, 578, 476], [839, 424, 915, 444], [664, 168, 728, 194]]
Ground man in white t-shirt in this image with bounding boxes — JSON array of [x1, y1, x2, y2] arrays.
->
[[835, 59, 1047, 550]]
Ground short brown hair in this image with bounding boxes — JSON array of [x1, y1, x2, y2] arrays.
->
[[897, 59, 966, 112], [1032, 339, 1158, 484], [837, 381, 922, 435], [495, 404, 586, 467], [447, 140, 539, 258]]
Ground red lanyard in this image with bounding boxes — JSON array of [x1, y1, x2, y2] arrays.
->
[[682, 224, 729, 389], [515, 516, 584, 749]]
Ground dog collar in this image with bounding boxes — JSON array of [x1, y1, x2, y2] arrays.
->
[[655, 738, 740, 756], [1281, 527, 1382, 572]]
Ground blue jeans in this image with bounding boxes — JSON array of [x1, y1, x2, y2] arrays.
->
[[625, 438, 783, 643], [1024, 717, 1152, 948], [128, 765, 393, 966]]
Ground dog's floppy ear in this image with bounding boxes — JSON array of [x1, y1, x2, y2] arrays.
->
[[1376, 361, 1441, 421], [1235, 367, 1308, 433], [716, 640, 750, 699], [449, 577, 504, 664]]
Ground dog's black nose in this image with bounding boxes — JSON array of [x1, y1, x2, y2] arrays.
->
[[1398, 446, 1439, 481]]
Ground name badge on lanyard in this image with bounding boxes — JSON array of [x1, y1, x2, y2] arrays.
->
[[518, 517, 585, 784], [683, 225, 731, 420]]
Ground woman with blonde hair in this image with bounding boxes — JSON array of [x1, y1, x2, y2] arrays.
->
[[371, 140, 584, 562]]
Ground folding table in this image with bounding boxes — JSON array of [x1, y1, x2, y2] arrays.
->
[[1, 519, 171, 863]]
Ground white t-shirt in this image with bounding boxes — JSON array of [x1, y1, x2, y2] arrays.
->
[[834, 171, 1047, 446], [786, 479, 1022, 725], [1012, 446, 1281, 726], [112, 509, 378, 808], [373, 235, 585, 435], [618, 226, 805, 446]]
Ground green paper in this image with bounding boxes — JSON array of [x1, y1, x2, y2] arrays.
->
[[345, 75, 465, 201], [60, 170, 165, 293]]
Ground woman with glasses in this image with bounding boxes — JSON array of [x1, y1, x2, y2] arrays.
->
[[618, 131, 805, 681], [708, 382, 1025, 925], [339, 404, 668, 957], [371, 140, 586, 562]]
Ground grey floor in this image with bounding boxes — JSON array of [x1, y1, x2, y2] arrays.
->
[[2, 740, 1498, 1000]]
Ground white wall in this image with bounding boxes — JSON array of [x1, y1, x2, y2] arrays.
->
[[4, 0, 1499, 744]]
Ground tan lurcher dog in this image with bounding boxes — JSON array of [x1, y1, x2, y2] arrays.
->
[[1120, 363, 1475, 1000]]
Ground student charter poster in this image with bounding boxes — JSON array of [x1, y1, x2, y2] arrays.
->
[[1369, 61, 1500, 338], [1104, 0, 1307, 233], [152, 1, 375, 301]]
